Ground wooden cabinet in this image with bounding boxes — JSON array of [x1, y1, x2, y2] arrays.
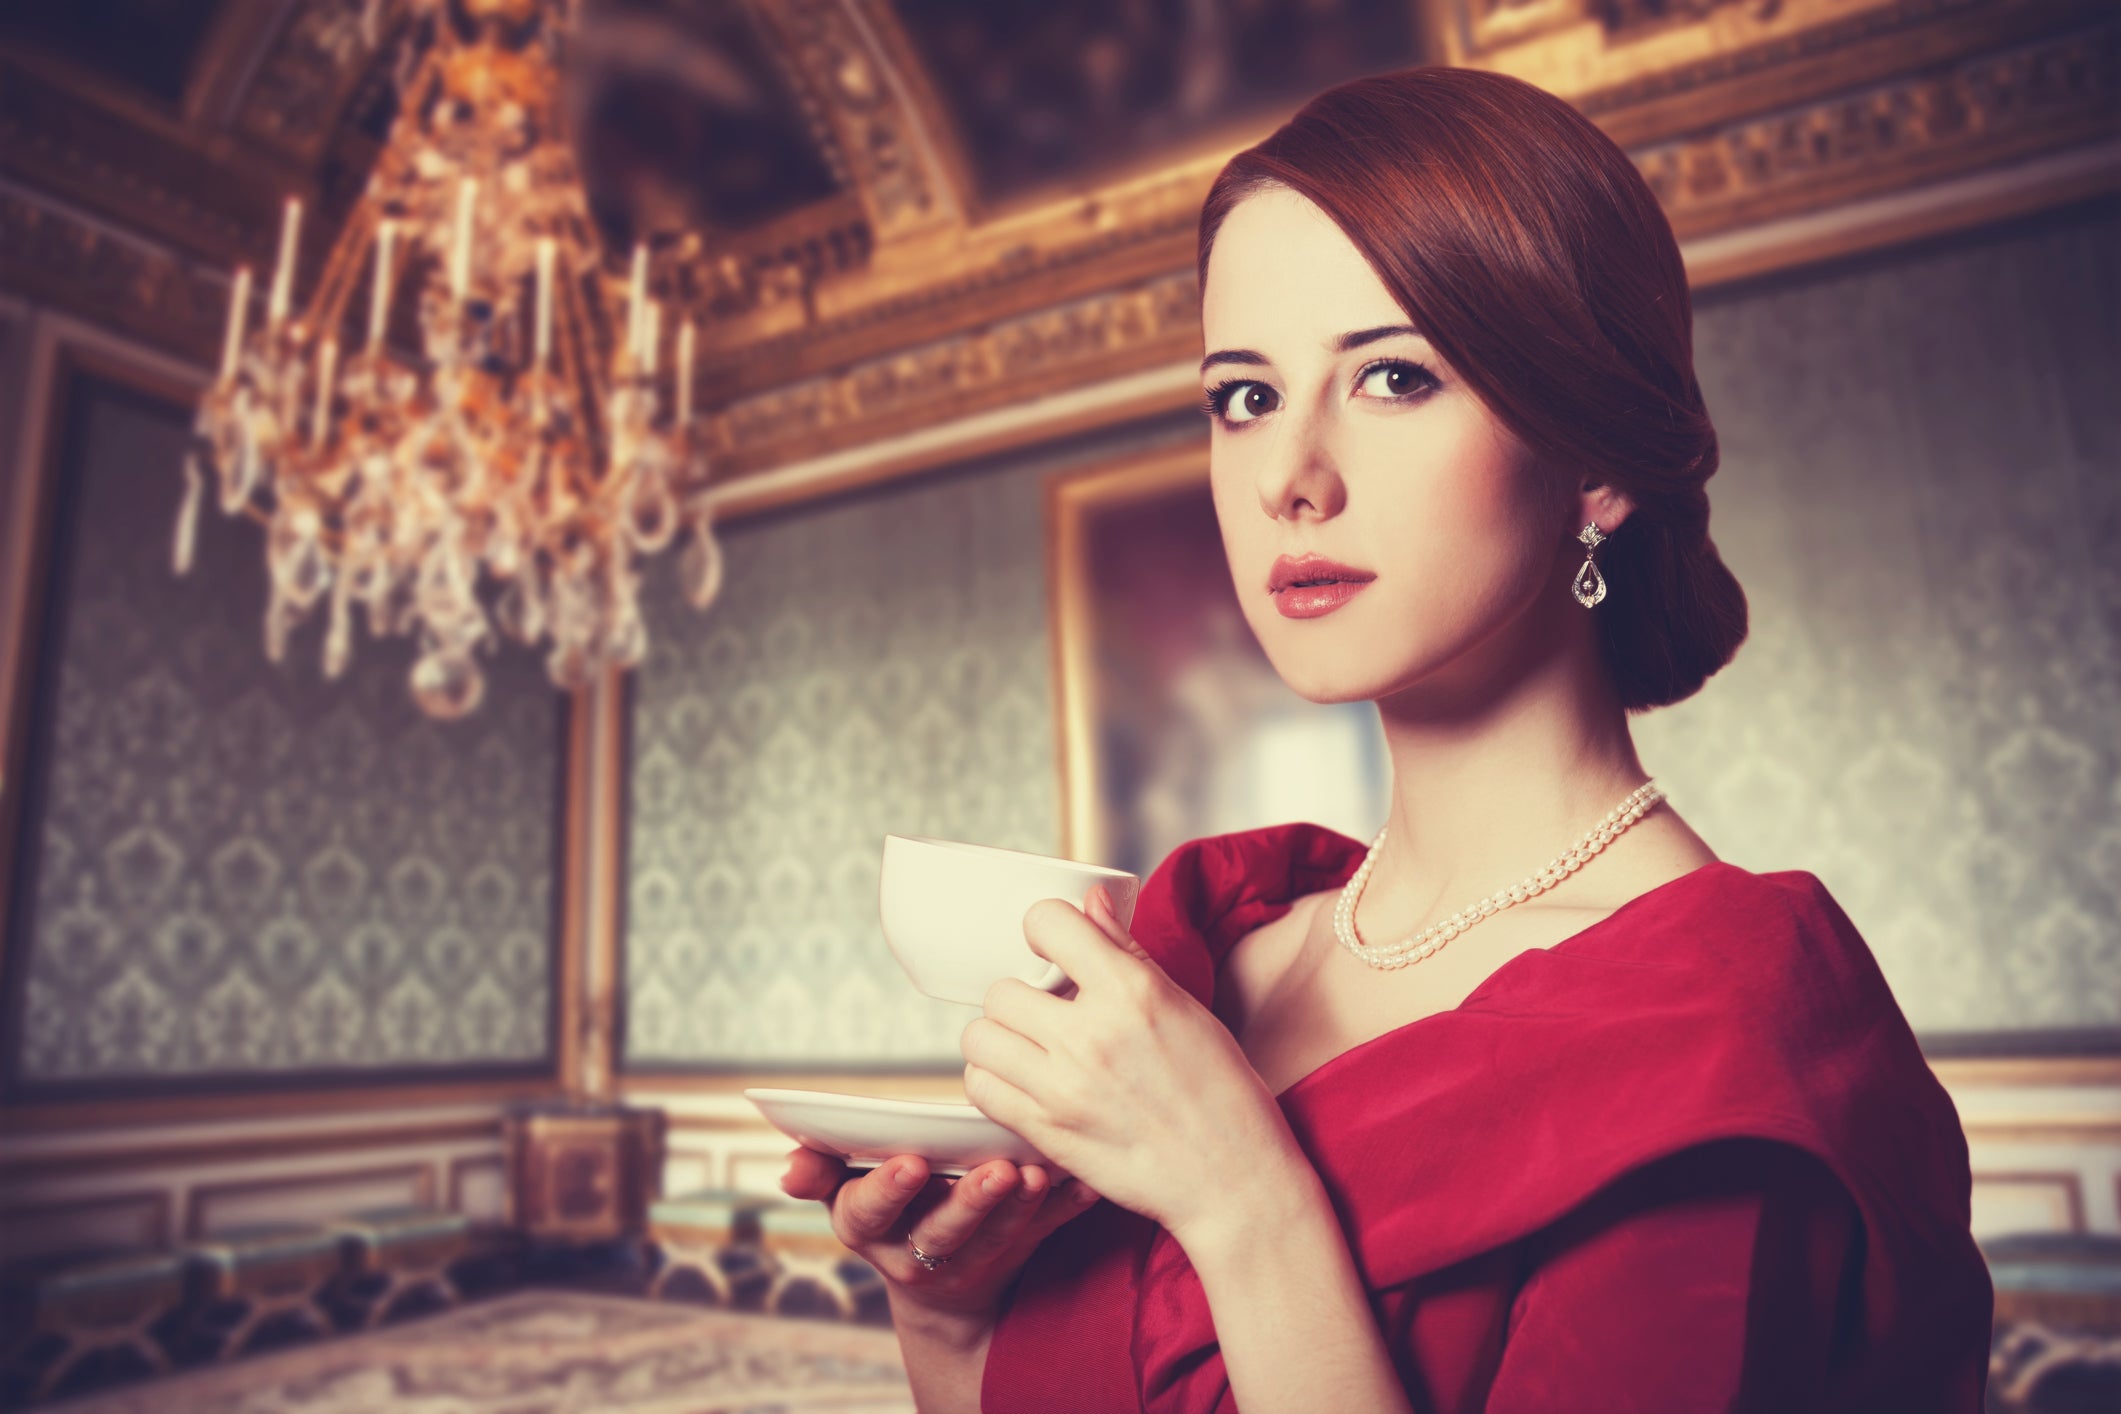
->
[[501, 1103, 665, 1243]]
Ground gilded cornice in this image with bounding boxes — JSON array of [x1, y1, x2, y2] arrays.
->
[[1640, 22, 2118, 238], [234, 0, 399, 159], [0, 0, 2111, 487], [695, 268, 1203, 480], [0, 184, 231, 363]]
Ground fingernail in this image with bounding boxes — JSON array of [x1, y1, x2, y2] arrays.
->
[[980, 1175, 1004, 1197], [1016, 1181, 1042, 1203], [1089, 885, 1109, 917], [892, 1165, 921, 1190]]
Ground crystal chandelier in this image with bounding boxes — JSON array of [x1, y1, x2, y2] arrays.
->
[[180, 0, 726, 719]]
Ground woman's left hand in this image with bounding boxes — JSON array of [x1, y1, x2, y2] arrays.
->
[[959, 885, 1309, 1247]]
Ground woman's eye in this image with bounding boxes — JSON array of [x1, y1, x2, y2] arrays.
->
[[1202, 381, 1278, 426], [1357, 360, 1435, 400]]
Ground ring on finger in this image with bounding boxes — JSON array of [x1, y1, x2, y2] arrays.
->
[[907, 1236, 951, 1271]]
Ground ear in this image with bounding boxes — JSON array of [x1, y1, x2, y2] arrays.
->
[[1573, 479, 1635, 538]]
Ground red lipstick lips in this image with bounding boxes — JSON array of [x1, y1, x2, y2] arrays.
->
[[1268, 554, 1375, 619]]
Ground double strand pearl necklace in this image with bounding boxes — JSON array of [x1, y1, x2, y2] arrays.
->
[[1335, 780, 1666, 971]]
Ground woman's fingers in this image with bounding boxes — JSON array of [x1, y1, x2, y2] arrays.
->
[[780, 1146, 849, 1200], [943, 1162, 1054, 1260], [900, 1161, 1023, 1262], [831, 1157, 933, 1247]]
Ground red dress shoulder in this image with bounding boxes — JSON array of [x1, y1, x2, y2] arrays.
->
[[979, 821, 1992, 1412]]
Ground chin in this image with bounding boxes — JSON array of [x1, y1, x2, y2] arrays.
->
[[1256, 632, 1411, 706]]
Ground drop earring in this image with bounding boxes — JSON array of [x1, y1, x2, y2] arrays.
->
[[1571, 522, 1608, 608]]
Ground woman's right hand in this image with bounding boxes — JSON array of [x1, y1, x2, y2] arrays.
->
[[780, 1146, 1103, 1333]]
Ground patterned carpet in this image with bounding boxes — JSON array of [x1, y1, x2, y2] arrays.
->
[[47, 1291, 916, 1413]]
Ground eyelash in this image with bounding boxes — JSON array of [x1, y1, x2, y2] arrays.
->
[[1199, 359, 1438, 428]]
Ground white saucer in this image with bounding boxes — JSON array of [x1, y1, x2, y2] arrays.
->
[[743, 1087, 1067, 1181]]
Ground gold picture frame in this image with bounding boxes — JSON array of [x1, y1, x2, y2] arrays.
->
[[1044, 440, 1388, 880]]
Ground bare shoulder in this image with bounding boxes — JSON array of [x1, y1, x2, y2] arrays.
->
[[1542, 806, 1720, 916], [1210, 889, 1331, 1031]]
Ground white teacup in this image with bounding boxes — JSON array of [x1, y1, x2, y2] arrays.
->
[[879, 835, 1140, 1007]]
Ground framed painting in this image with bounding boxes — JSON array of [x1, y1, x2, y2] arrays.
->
[[1045, 442, 1388, 881]]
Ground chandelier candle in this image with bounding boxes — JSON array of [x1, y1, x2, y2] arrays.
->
[[534, 236, 555, 370], [369, 220, 397, 351], [267, 197, 300, 329], [677, 319, 695, 424], [627, 241, 648, 364], [451, 177, 477, 302], [219, 265, 251, 381], [310, 338, 336, 448]]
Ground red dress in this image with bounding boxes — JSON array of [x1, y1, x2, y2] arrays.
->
[[980, 822, 1993, 1412]]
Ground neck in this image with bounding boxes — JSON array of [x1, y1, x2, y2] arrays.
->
[[1361, 591, 1647, 931]]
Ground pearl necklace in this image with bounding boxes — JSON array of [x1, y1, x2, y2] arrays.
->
[[1334, 780, 1666, 970]]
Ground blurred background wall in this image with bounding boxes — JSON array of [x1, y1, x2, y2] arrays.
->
[[0, 0, 2113, 1317]]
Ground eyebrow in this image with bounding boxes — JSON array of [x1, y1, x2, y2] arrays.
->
[[1199, 323, 1423, 376]]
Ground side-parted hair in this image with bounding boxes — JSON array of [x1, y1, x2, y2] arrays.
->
[[1197, 66, 1747, 711]]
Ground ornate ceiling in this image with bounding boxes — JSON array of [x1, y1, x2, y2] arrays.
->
[[2, 0, 2113, 510]]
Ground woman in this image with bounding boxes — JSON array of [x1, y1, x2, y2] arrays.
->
[[781, 65, 1992, 1411]]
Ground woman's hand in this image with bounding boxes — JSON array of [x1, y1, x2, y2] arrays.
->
[[780, 1145, 1103, 1335], [958, 885, 1312, 1249]]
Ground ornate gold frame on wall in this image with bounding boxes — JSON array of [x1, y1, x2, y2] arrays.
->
[[1043, 441, 1216, 869]]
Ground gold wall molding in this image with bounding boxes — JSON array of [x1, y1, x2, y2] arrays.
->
[[0, 1118, 498, 1183], [1933, 1056, 2121, 1089], [699, 270, 1200, 478], [1971, 1170, 2089, 1232], [1638, 22, 2119, 239], [233, 0, 398, 159], [0, 56, 303, 264], [0, 182, 232, 364], [750, 0, 964, 244], [185, 1160, 437, 1238]]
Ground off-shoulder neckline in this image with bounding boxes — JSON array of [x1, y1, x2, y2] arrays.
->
[[1269, 855, 1739, 1105]]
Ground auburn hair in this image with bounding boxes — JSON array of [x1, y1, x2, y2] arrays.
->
[[1197, 66, 1747, 711]]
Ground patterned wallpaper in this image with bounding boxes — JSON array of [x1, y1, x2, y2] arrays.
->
[[1635, 198, 2119, 1045], [623, 198, 2116, 1067], [623, 420, 1204, 1069], [5, 376, 564, 1091]]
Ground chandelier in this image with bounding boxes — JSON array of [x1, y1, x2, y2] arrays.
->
[[180, 0, 727, 719]]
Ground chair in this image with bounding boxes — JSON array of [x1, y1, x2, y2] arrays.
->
[[0, 1248, 186, 1404], [646, 1188, 776, 1308], [324, 1205, 476, 1328], [758, 1202, 888, 1324], [181, 1224, 339, 1360]]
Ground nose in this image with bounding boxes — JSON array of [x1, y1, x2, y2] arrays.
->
[[1254, 406, 1346, 523]]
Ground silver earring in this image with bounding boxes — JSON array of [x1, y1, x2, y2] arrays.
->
[[1571, 522, 1608, 608]]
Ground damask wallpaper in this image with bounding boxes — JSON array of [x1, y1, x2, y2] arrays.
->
[[1634, 198, 2118, 1047], [623, 197, 2116, 1068], [622, 419, 1204, 1069], [4, 375, 564, 1093]]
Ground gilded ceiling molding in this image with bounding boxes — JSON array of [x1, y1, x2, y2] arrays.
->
[[1640, 23, 2119, 237], [684, 114, 1229, 399], [0, 59, 294, 262], [744, 0, 965, 245], [697, 269, 1201, 477], [235, 0, 401, 158], [0, 183, 225, 371]]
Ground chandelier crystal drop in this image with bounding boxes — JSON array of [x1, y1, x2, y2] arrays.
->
[[179, 0, 726, 719]]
